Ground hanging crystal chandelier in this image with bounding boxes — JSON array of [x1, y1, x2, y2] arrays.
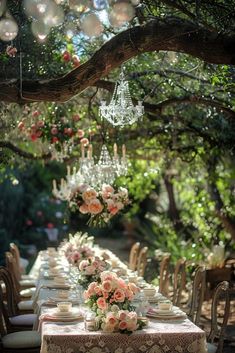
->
[[52, 143, 128, 200], [99, 69, 144, 127], [49, 139, 75, 162]]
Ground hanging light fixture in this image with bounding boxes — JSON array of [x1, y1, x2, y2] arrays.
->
[[99, 69, 144, 127], [52, 143, 128, 200]]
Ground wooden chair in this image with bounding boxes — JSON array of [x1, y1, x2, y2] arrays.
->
[[10, 243, 35, 281], [207, 281, 230, 353], [187, 266, 206, 326], [159, 255, 171, 297], [129, 242, 140, 271], [172, 258, 186, 306], [136, 246, 148, 277], [0, 282, 41, 353], [5, 252, 36, 297], [0, 267, 36, 332]]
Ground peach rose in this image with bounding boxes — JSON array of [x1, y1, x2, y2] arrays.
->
[[88, 199, 103, 215], [97, 297, 107, 310], [80, 138, 89, 146], [113, 289, 125, 302], [82, 188, 97, 202], [102, 280, 112, 292], [79, 203, 89, 214]]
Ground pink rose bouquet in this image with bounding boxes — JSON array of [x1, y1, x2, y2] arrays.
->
[[84, 271, 147, 333], [60, 232, 94, 267], [78, 256, 110, 288], [84, 271, 140, 313], [69, 184, 129, 227], [101, 308, 144, 333]]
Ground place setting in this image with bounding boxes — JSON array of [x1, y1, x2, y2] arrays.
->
[[147, 299, 187, 321]]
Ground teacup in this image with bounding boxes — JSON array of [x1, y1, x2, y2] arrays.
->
[[158, 300, 172, 311], [57, 302, 72, 313], [143, 287, 156, 297]]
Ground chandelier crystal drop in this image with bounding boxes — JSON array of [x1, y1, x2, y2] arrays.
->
[[52, 143, 128, 200], [99, 70, 144, 127]]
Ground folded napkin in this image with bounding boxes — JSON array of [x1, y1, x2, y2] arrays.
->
[[37, 312, 83, 331]]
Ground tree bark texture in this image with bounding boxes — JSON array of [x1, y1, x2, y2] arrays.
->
[[1, 17, 235, 103]]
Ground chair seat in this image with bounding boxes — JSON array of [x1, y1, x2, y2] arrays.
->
[[19, 279, 36, 287], [207, 342, 217, 353], [20, 287, 36, 298], [2, 330, 41, 349], [9, 313, 37, 326], [21, 274, 36, 281], [18, 299, 34, 311]]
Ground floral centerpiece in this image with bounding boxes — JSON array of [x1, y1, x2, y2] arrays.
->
[[84, 271, 147, 333], [69, 184, 129, 227], [60, 232, 95, 266], [78, 256, 109, 288]]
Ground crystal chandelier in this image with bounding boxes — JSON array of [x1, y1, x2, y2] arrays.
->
[[99, 69, 144, 127], [49, 139, 74, 162], [52, 143, 128, 199]]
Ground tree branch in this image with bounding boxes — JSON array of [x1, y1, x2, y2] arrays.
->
[[0, 17, 235, 103], [0, 141, 51, 160]]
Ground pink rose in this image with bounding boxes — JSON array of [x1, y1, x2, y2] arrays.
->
[[113, 289, 125, 302], [128, 282, 140, 294], [88, 199, 104, 215], [79, 203, 89, 214], [97, 297, 107, 310], [119, 321, 128, 330], [127, 322, 138, 331], [79, 260, 89, 271], [83, 290, 89, 300], [80, 138, 89, 146], [117, 278, 127, 290], [102, 280, 112, 292], [77, 129, 84, 138], [85, 265, 95, 275], [119, 310, 128, 321], [51, 127, 58, 135]]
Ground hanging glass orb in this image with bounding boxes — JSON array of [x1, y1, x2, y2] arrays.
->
[[68, 0, 91, 13], [92, 0, 107, 11], [43, 4, 64, 26], [130, 0, 140, 5], [31, 20, 50, 41], [0, 18, 18, 41], [0, 0, 6, 17], [109, 1, 135, 27], [81, 13, 104, 37], [23, 0, 57, 20]]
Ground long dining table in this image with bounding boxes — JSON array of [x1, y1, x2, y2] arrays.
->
[[30, 247, 208, 353]]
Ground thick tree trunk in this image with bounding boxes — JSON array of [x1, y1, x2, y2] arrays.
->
[[1, 17, 235, 103], [164, 172, 185, 232]]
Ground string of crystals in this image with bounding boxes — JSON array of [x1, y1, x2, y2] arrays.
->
[[99, 69, 144, 127], [52, 143, 128, 199]]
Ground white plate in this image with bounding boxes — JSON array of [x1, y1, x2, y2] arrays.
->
[[46, 283, 70, 289], [51, 308, 83, 319], [151, 308, 174, 315]]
